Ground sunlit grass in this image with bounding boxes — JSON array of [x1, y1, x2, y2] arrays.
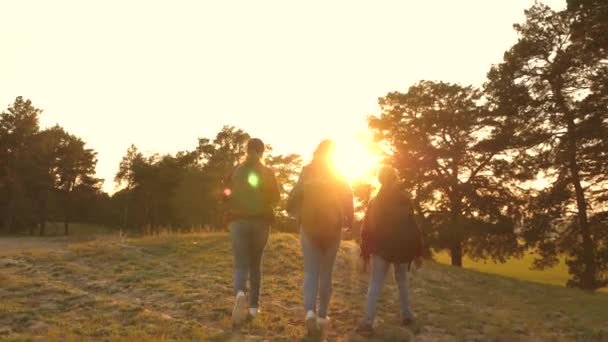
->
[[0, 233, 606, 340], [434, 250, 608, 293]]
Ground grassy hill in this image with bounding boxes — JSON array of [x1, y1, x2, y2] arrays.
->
[[1, 233, 607, 341], [434, 251, 608, 294]]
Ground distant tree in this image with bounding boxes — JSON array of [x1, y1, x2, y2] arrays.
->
[[1, 98, 103, 236], [351, 180, 373, 217], [115, 145, 140, 231], [197, 126, 251, 229], [170, 166, 208, 230], [485, 4, 608, 290], [369, 81, 523, 266], [0, 97, 42, 233], [265, 153, 302, 232], [349, 180, 373, 241], [29, 125, 66, 235], [115, 145, 157, 233], [53, 130, 101, 235], [115, 127, 253, 232]]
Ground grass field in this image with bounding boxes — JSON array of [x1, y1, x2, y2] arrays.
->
[[1, 233, 607, 341], [434, 251, 608, 293]]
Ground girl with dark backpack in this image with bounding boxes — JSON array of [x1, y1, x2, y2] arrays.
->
[[223, 138, 280, 326], [356, 166, 423, 335], [287, 140, 354, 338]]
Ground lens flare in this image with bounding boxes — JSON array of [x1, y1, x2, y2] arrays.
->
[[248, 172, 260, 188]]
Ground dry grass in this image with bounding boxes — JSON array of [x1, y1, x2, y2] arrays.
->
[[1, 232, 607, 341]]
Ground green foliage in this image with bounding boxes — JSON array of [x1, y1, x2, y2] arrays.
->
[[111, 126, 302, 233], [265, 154, 302, 232], [485, 4, 608, 290], [0, 97, 42, 233], [0, 98, 102, 236], [369, 81, 523, 266]]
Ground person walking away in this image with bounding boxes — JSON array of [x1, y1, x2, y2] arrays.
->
[[287, 140, 354, 339], [356, 166, 423, 336], [223, 138, 280, 326]]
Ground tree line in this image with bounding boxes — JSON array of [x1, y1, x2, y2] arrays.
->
[[1, 2, 606, 290], [368, 2, 607, 290]]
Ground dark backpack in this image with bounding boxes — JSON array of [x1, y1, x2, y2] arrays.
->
[[299, 168, 344, 250], [228, 164, 271, 219], [369, 189, 421, 263]]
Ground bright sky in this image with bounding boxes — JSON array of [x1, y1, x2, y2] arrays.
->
[[0, 0, 566, 193]]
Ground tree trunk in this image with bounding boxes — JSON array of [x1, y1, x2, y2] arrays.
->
[[566, 115, 596, 290], [123, 201, 129, 231], [554, 80, 597, 290], [38, 191, 48, 236], [449, 203, 463, 267], [449, 159, 463, 267], [450, 241, 463, 266], [4, 196, 15, 234], [64, 194, 70, 236]]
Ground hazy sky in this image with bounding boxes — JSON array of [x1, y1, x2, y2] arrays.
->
[[1, 0, 565, 192]]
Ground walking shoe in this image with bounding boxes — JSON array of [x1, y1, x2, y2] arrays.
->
[[355, 321, 374, 337], [305, 310, 319, 336], [402, 317, 415, 326], [232, 291, 247, 326], [248, 307, 260, 318], [318, 316, 330, 341]]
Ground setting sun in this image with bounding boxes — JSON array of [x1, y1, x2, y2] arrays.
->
[[332, 135, 382, 184]]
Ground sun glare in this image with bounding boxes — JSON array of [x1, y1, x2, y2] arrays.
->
[[332, 136, 381, 184]]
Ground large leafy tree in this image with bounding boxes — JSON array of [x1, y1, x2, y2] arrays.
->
[[54, 131, 101, 235], [1, 98, 102, 235], [567, 0, 607, 61], [369, 81, 522, 266], [115, 145, 159, 233], [485, 4, 608, 290], [29, 125, 67, 235], [0, 97, 42, 233]]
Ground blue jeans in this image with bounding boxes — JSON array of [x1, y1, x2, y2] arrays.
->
[[364, 254, 413, 323], [230, 219, 270, 308], [301, 230, 340, 318]]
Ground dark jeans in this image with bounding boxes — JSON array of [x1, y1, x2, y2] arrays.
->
[[230, 219, 270, 308], [364, 254, 413, 323]]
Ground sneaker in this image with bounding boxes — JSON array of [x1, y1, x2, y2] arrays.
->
[[402, 317, 415, 326], [249, 307, 259, 318], [305, 310, 319, 336], [232, 291, 247, 326], [317, 316, 330, 340], [355, 321, 374, 337]]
